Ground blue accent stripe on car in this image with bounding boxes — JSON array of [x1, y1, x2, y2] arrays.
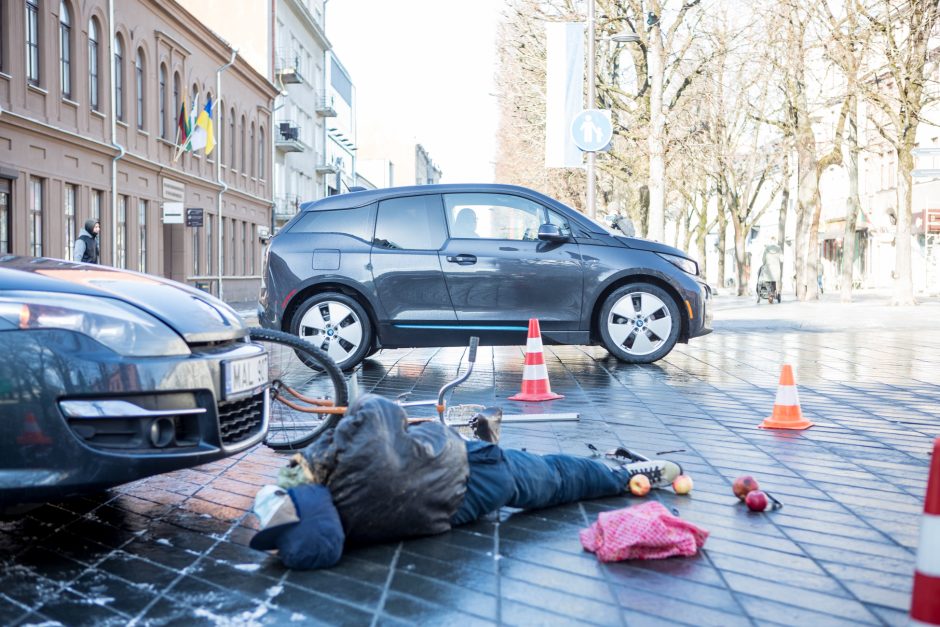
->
[[394, 324, 529, 331]]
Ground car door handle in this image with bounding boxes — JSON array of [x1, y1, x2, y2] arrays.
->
[[446, 254, 477, 265]]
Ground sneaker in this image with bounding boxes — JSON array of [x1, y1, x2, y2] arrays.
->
[[618, 459, 683, 489], [606, 446, 650, 463]]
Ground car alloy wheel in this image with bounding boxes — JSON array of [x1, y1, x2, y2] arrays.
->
[[293, 292, 372, 370], [599, 283, 680, 363]]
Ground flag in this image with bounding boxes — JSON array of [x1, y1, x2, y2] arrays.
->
[[173, 97, 191, 162], [190, 96, 215, 155]]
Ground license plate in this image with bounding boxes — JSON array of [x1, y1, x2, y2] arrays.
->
[[222, 353, 268, 399]]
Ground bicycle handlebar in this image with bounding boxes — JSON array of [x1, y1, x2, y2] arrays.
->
[[468, 336, 479, 363]]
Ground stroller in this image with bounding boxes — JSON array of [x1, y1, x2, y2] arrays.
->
[[756, 264, 781, 304]]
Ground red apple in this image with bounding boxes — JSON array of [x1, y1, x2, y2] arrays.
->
[[733, 475, 760, 501], [672, 474, 693, 495], [746, 490, 769, 512], [629, 474, 651, 496]]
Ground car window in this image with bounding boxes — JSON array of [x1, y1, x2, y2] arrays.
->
[[290, 205, 374, 242], [374, 195, 446, 250], [443, 193, 545, 241], [547, 209, 573, 238]]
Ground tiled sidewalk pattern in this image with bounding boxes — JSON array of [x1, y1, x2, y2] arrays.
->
[[1, 327, 937, 626]]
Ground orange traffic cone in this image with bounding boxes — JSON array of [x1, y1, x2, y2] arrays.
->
[[17, 412, 52, 445], [759, 365, 813, 430], [911, 438, 940, 626], [509, 319, 564, 402]]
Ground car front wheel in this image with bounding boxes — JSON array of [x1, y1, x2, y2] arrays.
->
[[598, 283, 681, 364], [291, 292, 372, 371]]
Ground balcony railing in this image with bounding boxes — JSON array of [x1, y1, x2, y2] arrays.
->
[[275, 122, 305, 153], [315, 92, 337, 117], [274, 194, 301, 222], [275, 49, 304, 85]]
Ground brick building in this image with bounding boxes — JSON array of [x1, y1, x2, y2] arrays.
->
[[0, 0, 277, 301]]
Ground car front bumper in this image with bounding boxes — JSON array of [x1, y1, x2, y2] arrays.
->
[[0, 329, 269, 507]]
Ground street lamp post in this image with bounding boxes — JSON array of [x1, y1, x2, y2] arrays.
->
[[586, 1, 597, 220]]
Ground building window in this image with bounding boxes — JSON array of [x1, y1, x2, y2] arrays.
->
[[240, 117, 246, 173], [138, 199, 147, 272], [64, 184, 76, 260], [230, 218, 236, 274], [0, 186, 10, 254], [26, 0, 40, 85], [192, 223, 200, 275], [248, 222, 255, 274], [250, 123, 255, 178], [220, 217, 225, 274], [158, 65, 167, 138], [229, 108, 236, 169], [206, 214, 213, 275], [117, 195, 126, 268], [88, 18, 99, 110], [29, 177, 43, 257], [135, 49, 145, 130], [241, 221, 248, 274], [59, 2, 72, 98], [114, 35, 124, 121], [91, 189, 102, 220], [259, 127, 265, 180], [219, 106, 225, 167]]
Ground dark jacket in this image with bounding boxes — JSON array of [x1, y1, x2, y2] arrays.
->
[[301, 394, 469, 544], [73, 220, 99, 264]]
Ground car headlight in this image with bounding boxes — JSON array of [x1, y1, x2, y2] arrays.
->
[[0, 292, 190, 356], [657, 252, 699, 276]]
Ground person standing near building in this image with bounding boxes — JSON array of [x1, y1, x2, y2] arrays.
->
[[73, 220, 100, 264]]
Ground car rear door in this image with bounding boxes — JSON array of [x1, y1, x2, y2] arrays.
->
[[438, 192, 583, 326], [370, 194, 458, 329]]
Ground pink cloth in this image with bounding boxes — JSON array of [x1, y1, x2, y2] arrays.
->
[[580, 501, 708, 562]]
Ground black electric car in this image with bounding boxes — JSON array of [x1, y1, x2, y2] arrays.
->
[[259, 184, 711, 370]]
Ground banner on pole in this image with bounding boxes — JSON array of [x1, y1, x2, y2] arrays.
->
[[545, 22, 584, 168]]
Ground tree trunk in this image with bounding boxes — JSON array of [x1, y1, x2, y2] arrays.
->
[[636, 184, 650, 238], [696, 189, 708, 282], [778, 152, 789, 294], [794, 126, 817, 300], [717, 189, 728, 290], [894, 146, 916, 305], [731, 211, 748, 296], [805, 188, 821, 300], [841, 98, 859, 303]]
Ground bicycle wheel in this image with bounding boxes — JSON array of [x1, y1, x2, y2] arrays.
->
[[248, 327, 349, 451]]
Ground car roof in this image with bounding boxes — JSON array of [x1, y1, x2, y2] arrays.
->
[[298, 183, 563, 212]]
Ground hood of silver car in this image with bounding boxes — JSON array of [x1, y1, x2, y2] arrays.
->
[[0, 257, 246, 343]]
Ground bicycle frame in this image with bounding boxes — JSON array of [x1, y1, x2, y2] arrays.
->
[[271, 337, 480, 421]]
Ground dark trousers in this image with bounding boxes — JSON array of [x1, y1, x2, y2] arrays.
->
[[451, 441, 625, 526]]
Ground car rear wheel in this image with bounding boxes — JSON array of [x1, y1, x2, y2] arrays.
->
[[598, 283, 681, 364], [291, 292, 373, 371]]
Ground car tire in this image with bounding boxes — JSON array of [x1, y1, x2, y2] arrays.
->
[[290, 292, 373, 371], [598, 282, 681, 364]]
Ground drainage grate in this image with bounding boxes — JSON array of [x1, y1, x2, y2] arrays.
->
[[217, 391, 265, 445]]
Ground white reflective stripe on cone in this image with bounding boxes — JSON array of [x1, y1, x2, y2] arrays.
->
[[522, 363, 548, 381], [917, 514, 940, 578], [774, 385, 799, 407], [527, 337, 544, 353]]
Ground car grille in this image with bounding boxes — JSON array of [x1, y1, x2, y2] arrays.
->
[[218, 391, 265, 446]]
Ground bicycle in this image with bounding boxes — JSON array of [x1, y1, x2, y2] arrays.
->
[[250, 328, 480, 451], [248, 328, 349, 451]]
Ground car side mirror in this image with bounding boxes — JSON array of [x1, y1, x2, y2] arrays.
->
[[537, 224, 568, 242]]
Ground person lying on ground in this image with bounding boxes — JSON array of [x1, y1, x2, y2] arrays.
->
[[250, 394, 682, 569]]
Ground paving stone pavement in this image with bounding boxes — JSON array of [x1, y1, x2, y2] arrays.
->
[[1, 320, 938, 626]]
